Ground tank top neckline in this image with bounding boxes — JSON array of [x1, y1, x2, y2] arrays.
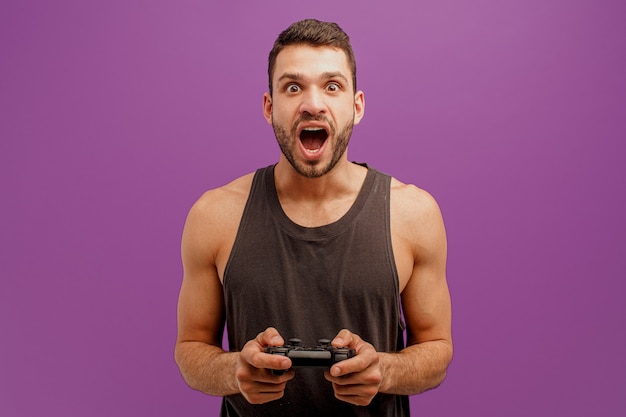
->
[[263, 163, 376, 240]]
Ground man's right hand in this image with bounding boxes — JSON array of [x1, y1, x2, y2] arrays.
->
[[235, 327, 295, 404]]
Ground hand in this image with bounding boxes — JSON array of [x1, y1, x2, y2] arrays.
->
[[324, 329, 383, 406], [235, 327, 294, 404]]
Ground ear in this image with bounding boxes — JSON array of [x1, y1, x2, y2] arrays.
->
[[353, 90, 365, 126], [263, 92, 273, 125]]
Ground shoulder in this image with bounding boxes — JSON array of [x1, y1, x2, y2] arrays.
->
[[182, 172, 256, 261], [389, 177, 443, 223], [190, 172, 255, 222], [389, 177, 447, 258]]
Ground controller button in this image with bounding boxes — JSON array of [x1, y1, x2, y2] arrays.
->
[[318, 338, 331, 347]]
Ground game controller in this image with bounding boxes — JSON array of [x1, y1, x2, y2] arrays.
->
[[265, 338, 356, 375]]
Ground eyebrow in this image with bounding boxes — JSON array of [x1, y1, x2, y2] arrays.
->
[[277, 71, 349, 85]]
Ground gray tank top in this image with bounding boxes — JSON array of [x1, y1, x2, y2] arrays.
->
[[221, 164, 409, 417]]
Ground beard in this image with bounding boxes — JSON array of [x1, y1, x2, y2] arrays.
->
[[272, 114, 354, 178]]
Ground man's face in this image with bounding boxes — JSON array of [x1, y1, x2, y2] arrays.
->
[[263, 45, 365, 178]]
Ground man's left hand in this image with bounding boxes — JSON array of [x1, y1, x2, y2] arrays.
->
[[324, 329, 383, 406]]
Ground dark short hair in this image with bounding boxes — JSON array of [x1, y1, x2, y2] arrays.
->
[[268, 19, 357, 94]]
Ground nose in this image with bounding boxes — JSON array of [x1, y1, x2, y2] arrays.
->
[[299, 88, 326, 115]]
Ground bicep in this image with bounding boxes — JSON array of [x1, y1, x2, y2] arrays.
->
[[398, 188, 452, 347], [176, 202, 226, 348], [401, 264, 451, 347], [177, 270, 225, 347]]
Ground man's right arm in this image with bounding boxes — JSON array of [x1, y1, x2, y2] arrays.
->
[[175, 191, 240, 395], [174, 187, 293, 401]]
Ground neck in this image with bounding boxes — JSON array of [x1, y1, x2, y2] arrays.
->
[[273, 158, 365, 201], [273, 159, 368, 227]]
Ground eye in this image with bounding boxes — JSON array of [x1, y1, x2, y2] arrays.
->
[[326, 82, 341, 92], [286, 83, 301, 93]]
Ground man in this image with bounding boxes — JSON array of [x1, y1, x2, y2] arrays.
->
[[175, 19, 452, 416]]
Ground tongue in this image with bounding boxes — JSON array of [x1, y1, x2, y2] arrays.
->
[[300, 130, 326, 151]]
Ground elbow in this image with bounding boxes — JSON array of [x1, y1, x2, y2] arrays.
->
[[419, 339, 453, 393], [174, 341, 200, 391], [432, 341, 454, 389], [431, 367, 449, 391]]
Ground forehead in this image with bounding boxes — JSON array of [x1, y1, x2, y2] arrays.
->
[[273, 44, 352, 83]]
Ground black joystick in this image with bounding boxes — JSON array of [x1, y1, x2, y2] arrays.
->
[[265, 338, 356, 375]]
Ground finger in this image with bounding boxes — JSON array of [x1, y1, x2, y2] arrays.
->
[[240, 334, 291, 372], [245, 348, 292, 371], [247, 367, 296, 384], [332, 328, 357, 348], [332, 381, 379, 398], [325, 362, 381, 385], [330, 329, 358, 377], [240, 380, 290, 404], [330, 352, 373, 377], [330, 342, 379, 377], [245, 328, 289, 369], [236, 365, 294, 401], [325, 375, 380, 406], [333, 390, 377, 406], [254, 327, 284, 347]]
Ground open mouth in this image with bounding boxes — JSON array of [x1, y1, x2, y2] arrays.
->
[[299, 127, 329, 153]]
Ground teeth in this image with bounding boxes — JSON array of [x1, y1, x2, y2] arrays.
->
[[303, 127, 324, 131]]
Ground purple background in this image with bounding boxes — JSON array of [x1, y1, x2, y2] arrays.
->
[[2, 0, 625, 415]]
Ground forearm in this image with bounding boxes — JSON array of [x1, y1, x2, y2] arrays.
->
[[379, 340, 453, 395], [175, 341, 240, 396]]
